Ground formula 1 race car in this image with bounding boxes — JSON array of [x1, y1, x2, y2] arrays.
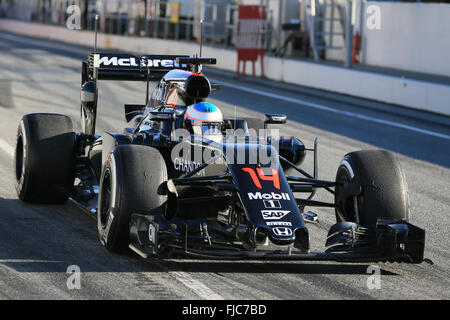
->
[[14, 51, 427, 264]]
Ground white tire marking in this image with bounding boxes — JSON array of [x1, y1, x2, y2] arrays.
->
[[340, 159, 355, 178], [340, 159, 359, 223], [109, 153, 117, 207]]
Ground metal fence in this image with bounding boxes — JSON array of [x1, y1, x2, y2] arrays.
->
[[0, 0, 82, 25], [1, 0, 347, 62], [1, 0, 255, 49], [90, 0, 238, 48]]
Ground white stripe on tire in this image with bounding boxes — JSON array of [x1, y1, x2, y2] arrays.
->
[[339, 159, 355, 178], [109, 153, 117, 208]]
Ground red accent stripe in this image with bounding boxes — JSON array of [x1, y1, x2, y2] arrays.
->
[[185, 112, 208, 122]]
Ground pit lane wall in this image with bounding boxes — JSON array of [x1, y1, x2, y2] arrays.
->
[[1, 19, 449, 116], [362, 2, 450, 79]]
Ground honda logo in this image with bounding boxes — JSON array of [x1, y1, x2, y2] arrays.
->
[[272, 227, 293, 237]]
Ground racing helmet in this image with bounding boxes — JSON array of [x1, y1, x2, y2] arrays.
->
[[184, 102, 223, 137]]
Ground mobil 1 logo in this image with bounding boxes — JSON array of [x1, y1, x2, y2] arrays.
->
[[248, 191, 290, 210]]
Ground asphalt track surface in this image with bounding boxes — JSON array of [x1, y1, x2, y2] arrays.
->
[[0, 31, 449, 300]]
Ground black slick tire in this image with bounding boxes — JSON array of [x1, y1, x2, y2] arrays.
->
[[15, 113, 75, 203], [97, 145, 168, 253], [335, 149, 409, 226]]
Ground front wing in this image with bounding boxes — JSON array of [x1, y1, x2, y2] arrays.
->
[[128, 214, 427, 264]]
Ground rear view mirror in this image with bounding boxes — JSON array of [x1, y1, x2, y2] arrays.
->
[[264, 114, 287, 125], [80, 81, 96, 109], [148, 111, 176, 121], [124, 104, 145, 123]]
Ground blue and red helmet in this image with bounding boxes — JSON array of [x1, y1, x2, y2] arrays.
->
[[184, 102, 223, 136], [185, 102, 223, 123]]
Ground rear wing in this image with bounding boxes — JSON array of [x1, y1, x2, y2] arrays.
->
[[82, 53, 190, 83]]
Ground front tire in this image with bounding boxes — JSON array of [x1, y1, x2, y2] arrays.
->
[[97, 145, 168, 253], [334, 150, 409, 226]]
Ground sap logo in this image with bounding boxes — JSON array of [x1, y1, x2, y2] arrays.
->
[[272, 227, 293, 237], [266, 221, 292, 226], [261, 210, 290, 220], [247, 192, 290, 200]]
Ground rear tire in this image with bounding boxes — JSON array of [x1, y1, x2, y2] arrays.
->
[[15, 113, 75, 203], [97, 145, 168, 253], [335, 150, 409, 226]]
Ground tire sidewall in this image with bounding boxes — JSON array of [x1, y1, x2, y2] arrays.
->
[[97, 150, 123, 251], [335, 155, 361, 222]]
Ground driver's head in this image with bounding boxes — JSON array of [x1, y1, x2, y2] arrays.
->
[[184, 102, 223, 138]]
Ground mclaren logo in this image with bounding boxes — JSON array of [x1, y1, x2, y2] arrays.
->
[[98, 56, 139, 67], [95, 55, 187, 68], [261, 210, 290, 220]]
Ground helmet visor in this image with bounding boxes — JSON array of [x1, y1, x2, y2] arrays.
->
[[192, 123, 222, 136]]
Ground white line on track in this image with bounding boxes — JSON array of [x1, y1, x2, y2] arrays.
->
[[169, 271, 224, 300], [0, 138, 14, 158], [215, 80, 450, 141]]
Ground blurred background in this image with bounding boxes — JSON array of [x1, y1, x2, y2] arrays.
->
[[0, 0, 449, 115], [0, 0, 449, 74]]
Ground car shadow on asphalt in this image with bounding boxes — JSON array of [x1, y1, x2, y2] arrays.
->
[[0, 197, 400, 276], [148, 260, 399, 276]]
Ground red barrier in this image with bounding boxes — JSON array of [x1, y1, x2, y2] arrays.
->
[[236, 5, 267, 77], [352, 32, 361, 64]]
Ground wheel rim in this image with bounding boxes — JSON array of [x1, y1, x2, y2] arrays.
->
[[336, 166, 359, 222], [100, 168, 112, 229]]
